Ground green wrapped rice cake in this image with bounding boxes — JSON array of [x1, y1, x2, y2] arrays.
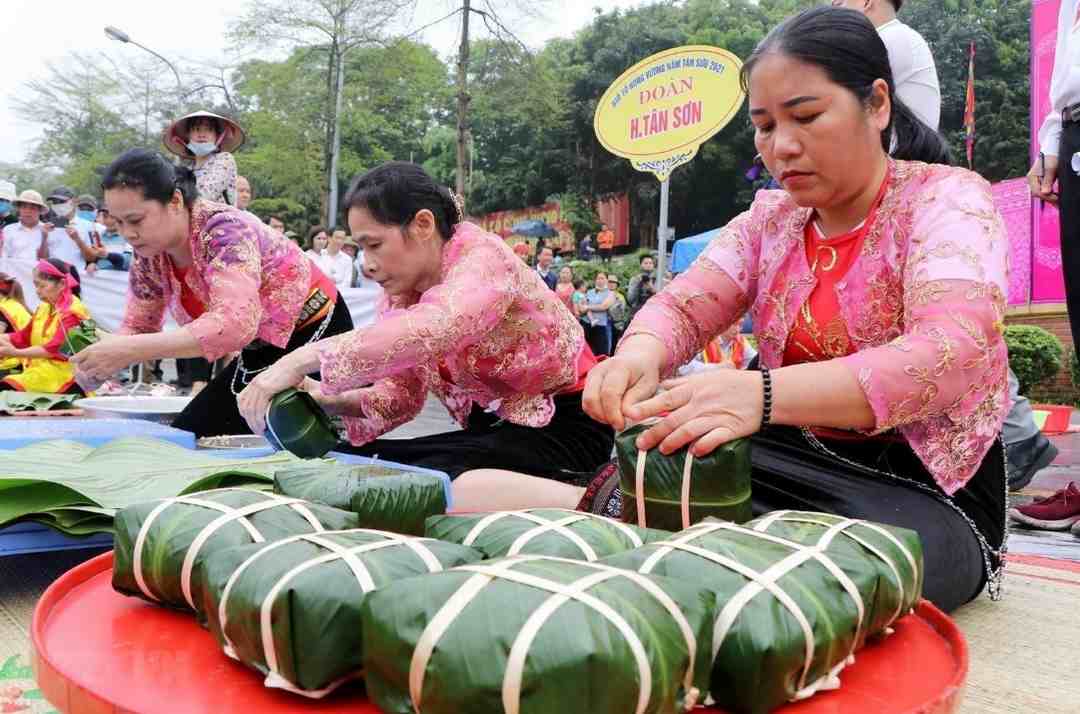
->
[[602, 511, 924, 714], [274, 463, 446, 536], [113, 488, 358, 613], [425, 508, 670, 561], [615, 421, 752, 530], [361, 555, 717, 714], [199, 529, 483, 697]]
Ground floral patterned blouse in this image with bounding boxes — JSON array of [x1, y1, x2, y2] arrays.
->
[[119, 200, 313, 361], [624, 160, 1010, 495], [318, 221, 588, 446], [183, 152, 238, 206]]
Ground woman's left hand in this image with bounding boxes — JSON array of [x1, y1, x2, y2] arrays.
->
[[70, 334, 137, 380], [237, 359, 306, 434], [625, 368, 765, 457]]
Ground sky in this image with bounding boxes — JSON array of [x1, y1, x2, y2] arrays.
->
[[0, 0, 648, 166]]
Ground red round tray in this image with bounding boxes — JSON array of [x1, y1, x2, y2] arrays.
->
[[32, 551, 967, 714]]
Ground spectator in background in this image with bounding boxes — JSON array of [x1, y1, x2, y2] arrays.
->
[[91, 207, 132, 271], [571, 279, 588, 319], [163, 110, 244, 205], [305, 225, 328, 262], [319, 229, 355, 290], [0, 182, 16, 228], [236, 176, 253, 211], [578, 233, 595, 261], [584, 271, 616, 356], [1, 190, 49, 260], [512, 240, 531, 264], [607, 274, 630, 345], [596, 223, 615, 263], [627, 253, 657, 316], [535, 246, 557, 289], [555, 266, 575, 312], [267, 216, 286, 234], [341, 236, 361, 287], [43, 186, 100, 273]]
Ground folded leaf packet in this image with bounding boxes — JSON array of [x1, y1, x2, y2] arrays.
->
[[425, 508, 670, 561], [264, 388, 339, 459], [615, 421, 752, 530], [200, 529, 483, 697], [112, 488, 358, 613], [58, 318, 99, 357], [602, 511, 924, 714], [275, 463, 447, 536], [361, 555, 717, 714]]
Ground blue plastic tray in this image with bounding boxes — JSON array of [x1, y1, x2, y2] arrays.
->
[[0, 418, 195, 449], [0, 448, 452, 557]]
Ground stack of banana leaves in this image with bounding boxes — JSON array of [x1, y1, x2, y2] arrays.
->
[[112, 487, 359, 613], [199, 529, 484, 697], [0, 437, 309, 536], [426, 508, 671, 561], [274, 462, 447, 536], [0, 392, 80, 415], [615, 422, 753, 531], [602, 511, 924, 714], [361, 555, 718, 714]]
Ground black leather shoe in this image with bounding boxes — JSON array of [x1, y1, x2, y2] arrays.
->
[[1006, 433, 1059, 492]]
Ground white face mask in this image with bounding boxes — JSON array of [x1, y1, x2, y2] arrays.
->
[[50, 200, 73, 217], [187, 141, 217, 157]]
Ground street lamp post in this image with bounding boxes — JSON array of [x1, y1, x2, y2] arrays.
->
[[104, 25, 184, 97]]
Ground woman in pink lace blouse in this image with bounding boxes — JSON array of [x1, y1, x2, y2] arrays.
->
[[237, 162, 613, 500], [71, 149, 352, 436], [582, 7, 1009, 613]]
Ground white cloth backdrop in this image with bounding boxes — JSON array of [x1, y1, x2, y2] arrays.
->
[[0, 258, 382, 333]]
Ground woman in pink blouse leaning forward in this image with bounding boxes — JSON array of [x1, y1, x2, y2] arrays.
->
[[582, 7, 1009, 613], [71, 149, 353, 436], [237, 162, 613, 500]]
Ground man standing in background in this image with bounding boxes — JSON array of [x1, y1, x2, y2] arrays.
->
[[596, 223, 615, 264]]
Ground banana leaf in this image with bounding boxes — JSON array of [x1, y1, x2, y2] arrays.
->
[[425, 508, 671, 561], [113, 488, 359, 614], [199, 529, 484, 697], [0, 392, 79, 414], [274, 463, 446, 536], [0, 437, 307, 535], [602, 512, 924, 714], [361, 555, 718, 714], [615, 422, 752, 530], [264, 388, 339, 459], [57, 318, 99, 357]]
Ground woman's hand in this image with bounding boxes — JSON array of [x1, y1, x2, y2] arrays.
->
[[237, 358, 307, 434], [626, 368, 764, 457], [70, 333, 138, 381], [582, 335, 667, 431]]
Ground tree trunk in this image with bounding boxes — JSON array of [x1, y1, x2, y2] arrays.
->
[[455, 0, 471, 210], [324, 40, 339, 223], [327, 46, 347, 229]]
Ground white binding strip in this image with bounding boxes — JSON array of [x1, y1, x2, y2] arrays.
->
[[461, 509, 643, 561], [179, 495, 325, 609], [680, 452, 694, 529], [132, 494, 262, 603], [635, 449, 648, 526]]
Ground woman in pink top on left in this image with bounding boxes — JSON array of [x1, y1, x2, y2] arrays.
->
[[70, 149, 353, 437], [237, 162, 614, 509]]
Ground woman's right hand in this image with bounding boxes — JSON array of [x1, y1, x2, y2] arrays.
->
[[582, 336, 666, 431]]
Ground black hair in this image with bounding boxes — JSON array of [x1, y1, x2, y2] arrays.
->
[[268, 215, 284, 224], [306, 225, 327, 242], [38, 258, 81, 298], [343, 162, 461, 241], [101, 148, 199, 207], [639, 253, 655, 265], [740, 6, 949, 166]]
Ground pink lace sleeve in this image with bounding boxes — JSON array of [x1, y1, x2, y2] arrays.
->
[[621, 206, 759, 375], [186, 215, 264, 361], [119, 256, 167, 336], [842, 174, 1010, 494], [318, 238, 515, 395], [334, 373, 427, 445]]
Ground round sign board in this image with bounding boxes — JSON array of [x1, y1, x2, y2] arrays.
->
[[594, 45, 746, 181]]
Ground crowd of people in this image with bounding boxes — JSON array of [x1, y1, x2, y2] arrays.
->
[[0, 2, 1074, 614]]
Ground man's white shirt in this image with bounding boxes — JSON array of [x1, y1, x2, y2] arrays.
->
[[0, 221, 45, 260], [1039, 0, 1080, 156], [878, 18, 941, 132]]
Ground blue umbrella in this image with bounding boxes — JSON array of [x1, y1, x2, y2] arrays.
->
[[511, 219, 559, 238]]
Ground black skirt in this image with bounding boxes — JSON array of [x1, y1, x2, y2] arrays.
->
[[336, 392, 615, 482]]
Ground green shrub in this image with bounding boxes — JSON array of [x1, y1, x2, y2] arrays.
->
[[1004, 325, 1064, 394]]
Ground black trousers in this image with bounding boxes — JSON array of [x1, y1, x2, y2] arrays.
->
[[336, 392, 615, 481], [749, 426, 1005, 613], [171, 295, 353, 438], [1057, 121, 1080, 356]]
